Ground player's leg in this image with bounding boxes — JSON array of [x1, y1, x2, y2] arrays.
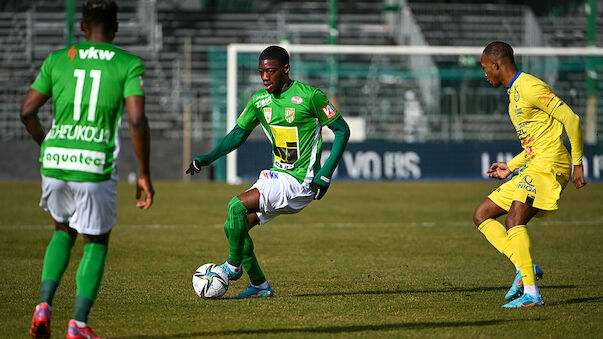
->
[[502, 201, 545, 307], [473, 198, 515, 262], [32, 177, 77, 338], [233, 227, 274, 298], [69, 232, 109, 332], [221, 189, 260, 280], [31, 221, 77, 339], [66, 180, 116, 336]]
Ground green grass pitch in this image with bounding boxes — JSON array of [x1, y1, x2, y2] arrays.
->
[[1, 181, 602, 337]]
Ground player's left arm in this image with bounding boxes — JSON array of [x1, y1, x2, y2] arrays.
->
[[20, 89, 50, 146], [526, 83, 585, 188], [312, 116, 350, 200]]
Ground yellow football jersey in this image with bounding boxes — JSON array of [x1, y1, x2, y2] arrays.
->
[[505, 72, 583, 173]]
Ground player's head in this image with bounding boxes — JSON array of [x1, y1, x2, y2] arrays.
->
[[258, 45, 291, 94], [81, 0, 118, 42], [481, 41, 516, 88]]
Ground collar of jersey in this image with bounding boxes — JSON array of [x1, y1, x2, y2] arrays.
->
[[507, 71, 522, 89], [273, 80, 296, 96]]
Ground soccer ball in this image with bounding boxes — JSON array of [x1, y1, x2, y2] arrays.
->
[[192, 263, 229, 299]]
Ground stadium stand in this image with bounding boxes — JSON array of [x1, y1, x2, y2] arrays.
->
[[0, 0, 600, 144]]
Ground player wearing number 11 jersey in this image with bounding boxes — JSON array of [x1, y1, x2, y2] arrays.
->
[[21, 1, 153, 337]]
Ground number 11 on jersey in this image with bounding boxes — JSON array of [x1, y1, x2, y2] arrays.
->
[[73, 69, 101, 122]]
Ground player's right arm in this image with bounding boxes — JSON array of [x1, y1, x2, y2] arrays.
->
[[20, 89, 50, 146], [186, 101, 257, 175]]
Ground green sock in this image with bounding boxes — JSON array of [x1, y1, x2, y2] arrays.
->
[[73, 242, 107, 323], [40, 230, 76, 305], [224, 197, 248, 265], [242, 234, 266, 285]]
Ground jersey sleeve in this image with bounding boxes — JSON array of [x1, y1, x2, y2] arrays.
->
[[524, 81, 584, 165], [236, 99, 260, 131], [310, 89, 341, 126], [30, 53, 54, 96], [123, 56, 145, 98]]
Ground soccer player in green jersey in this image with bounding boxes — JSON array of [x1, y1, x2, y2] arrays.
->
[[21, 1, 154, 337], [186, 45, 350, 298], [473, 41, 586, 308]]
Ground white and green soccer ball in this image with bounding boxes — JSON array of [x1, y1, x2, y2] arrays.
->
[[192, 263, 229, 299]]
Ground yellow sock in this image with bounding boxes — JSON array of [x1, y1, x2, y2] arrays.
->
[[507, 225, 536, 286], [478, 219, 515, 265]]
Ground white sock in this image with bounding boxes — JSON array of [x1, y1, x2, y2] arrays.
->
[[227, 262, 241, 272], [73, 320, 88, 328], [523, 285, 541, 297], [252, 281, 269, 289]]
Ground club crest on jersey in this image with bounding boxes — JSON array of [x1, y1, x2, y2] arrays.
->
[[263, 107, 272, 123], [285, 108, 295, 123], [514, 87, 520, 102], [291, 96, 303, 104], [322, 103, 337, 119]]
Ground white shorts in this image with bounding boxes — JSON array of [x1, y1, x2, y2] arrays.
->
[[40, 175, 117, 235], [251, 170, 314, 224]]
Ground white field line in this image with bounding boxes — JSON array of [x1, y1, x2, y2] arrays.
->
[[2, 218, 602, 231]]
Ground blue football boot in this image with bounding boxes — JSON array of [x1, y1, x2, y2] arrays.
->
[[231, 283, 274, 299], [219, 262, 243, 281], [505, 264, 544, 301], [502, 293, 545, 308]]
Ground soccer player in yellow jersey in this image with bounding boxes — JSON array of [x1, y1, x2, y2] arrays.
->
[[473, 41, 586, 308]]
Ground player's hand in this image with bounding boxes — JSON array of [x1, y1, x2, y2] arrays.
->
[[310, 175, 330, 200], [136, 175, 154, 210], [186, 159, 202, 175], [487, 162, 512, 180], [572, 164, 586, 189]]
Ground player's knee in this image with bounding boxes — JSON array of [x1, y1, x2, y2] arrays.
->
[[227, 197, 248, 217], [473, 206, 486, 227]]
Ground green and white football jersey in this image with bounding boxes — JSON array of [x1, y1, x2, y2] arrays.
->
[[32, 41, 145, 182], [237, 80, 340, 184]]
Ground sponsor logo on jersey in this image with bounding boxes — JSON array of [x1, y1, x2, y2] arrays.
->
[[521, 136, 535, 147], [514, 106, 523, 117], [270, 125, 299, 170], [255, 97, 272, 108], [285, 108, 295, 123], [517, 175, 536, 194], [77, 46, 115, 61], [138, 76, 144, 91], [263, 107, 272, 123], [291, 96, 303, 104], [322, 103, 337, 119], [262, 170, 279, 179], [68, 46, 77, 62], [43, 147, 106, 174], [538, 92, 554, 106]]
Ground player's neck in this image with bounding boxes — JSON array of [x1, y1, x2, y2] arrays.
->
[[503, 67, 519, 88], [85, 31, 114, 44]]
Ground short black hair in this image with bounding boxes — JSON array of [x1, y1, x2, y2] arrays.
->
[[259, 45, 289, 66], [83, 0, 117, 28], [483, 41, 515, 64]]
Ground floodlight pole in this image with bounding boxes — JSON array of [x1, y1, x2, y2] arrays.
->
[[65, 0, 74, 46], [585, 0, 598, 146]]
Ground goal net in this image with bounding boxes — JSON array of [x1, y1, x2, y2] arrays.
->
[[223, 43, 603, 183]]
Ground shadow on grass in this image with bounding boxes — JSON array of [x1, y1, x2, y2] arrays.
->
[[291, 284, 577, 298], [117, 319, 529, 338], [550, 296, 602, 306]]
